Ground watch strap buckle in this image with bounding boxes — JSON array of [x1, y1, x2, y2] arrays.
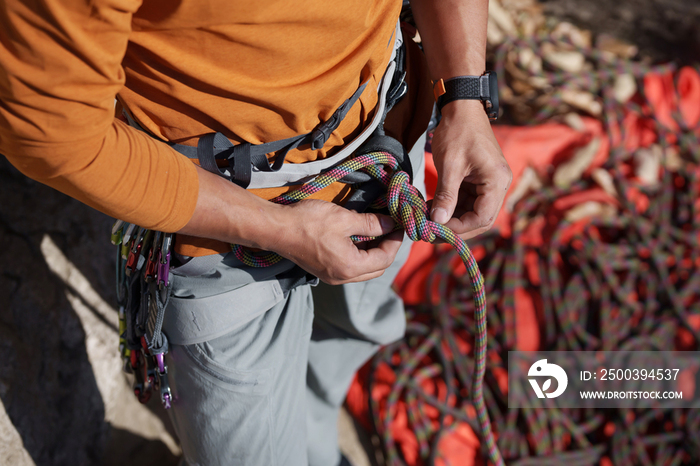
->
[[433, 78, 446, 101], [478, 74, 490, 100]]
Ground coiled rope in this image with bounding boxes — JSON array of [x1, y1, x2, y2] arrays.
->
[[231, 151, 505, 466], [350, 33, 700, 466]]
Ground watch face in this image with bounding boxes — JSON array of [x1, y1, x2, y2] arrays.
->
[[486, 70, 499, 121]]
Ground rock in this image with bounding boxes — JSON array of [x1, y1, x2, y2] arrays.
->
[[506, 166, 543, 212], [0, 401, 34, 466], [0, 157, 179, 466], [564, 201, 617, 222], [540, 0, 700, 63], [553, 137, 601, 188], [634, 145, 662, 187], [489, 0, 518, 37], [562, 112, 587, 132], [613, 74, 637, 103], [591, 168, 619, 198], [542, 43, 586, 73], [560, 89, 603, 116]]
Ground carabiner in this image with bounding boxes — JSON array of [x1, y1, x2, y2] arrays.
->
[[157, 233, 173, 289], [111, 219, 125, 246], [152, 353, 172, 409], [144, 231, 162, 282]]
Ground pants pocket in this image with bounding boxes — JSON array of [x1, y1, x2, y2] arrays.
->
[[166, 283, 313, 466], [168, 340, 276, 466], [164, 279, 286, 346]]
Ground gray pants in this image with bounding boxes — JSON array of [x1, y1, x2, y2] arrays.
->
[[164, 135, 425, 466]]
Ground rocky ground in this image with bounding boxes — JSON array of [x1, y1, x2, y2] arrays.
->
[[541, 0, 700, 63], [0, 157, 180, 465]]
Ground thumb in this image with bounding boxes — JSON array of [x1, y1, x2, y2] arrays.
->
[[350, 212, 396, 238], [431, 169, 462, 225]]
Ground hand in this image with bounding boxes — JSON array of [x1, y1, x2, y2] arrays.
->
[[179, 166, 402, 283], [429, 100, 512, 240], [271, 199, 404, 285]]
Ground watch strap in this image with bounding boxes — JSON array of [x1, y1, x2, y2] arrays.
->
[[433, 75, 491, 112]]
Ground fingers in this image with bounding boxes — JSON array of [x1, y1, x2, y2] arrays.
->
[[430, 162, 463, 225], [325, 230, 403, 284], [446, 188, 501, 239], [279, 201, 405, 285], [446, 165, 511, 239], [352, 229, 403, 272]]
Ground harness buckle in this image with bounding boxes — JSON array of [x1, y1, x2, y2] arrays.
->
[[310, 117, 338, 150]]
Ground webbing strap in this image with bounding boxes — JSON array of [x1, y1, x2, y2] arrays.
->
[[185, 81, 369, 188]]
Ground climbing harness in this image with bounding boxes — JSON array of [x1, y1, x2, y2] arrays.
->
[[122, 22, 407, 190], [110, 20, 410, 412]]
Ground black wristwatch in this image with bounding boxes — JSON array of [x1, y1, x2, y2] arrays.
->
[[433, 71, 499, 121]]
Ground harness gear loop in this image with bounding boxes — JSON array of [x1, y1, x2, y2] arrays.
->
[[230, 150, 505, 466]]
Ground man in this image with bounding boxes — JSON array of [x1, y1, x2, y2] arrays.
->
[[0, 0, 511, 464]]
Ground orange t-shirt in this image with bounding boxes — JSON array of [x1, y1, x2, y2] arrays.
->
[[0, 0, 432, 256]]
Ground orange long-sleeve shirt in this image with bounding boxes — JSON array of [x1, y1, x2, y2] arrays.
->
[[0, 0, 432, 256]]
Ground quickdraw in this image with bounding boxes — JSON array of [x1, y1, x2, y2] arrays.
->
[[113, 222, 173, 409]]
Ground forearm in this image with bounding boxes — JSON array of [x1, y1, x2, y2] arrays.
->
[[409, 0, 488, 80], [409, 0, 511, 236], [179, 164, 403, 285], [178, 165, 287, 250]]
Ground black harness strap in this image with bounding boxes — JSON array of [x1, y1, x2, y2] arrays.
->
[[190, 81, 369, 188]]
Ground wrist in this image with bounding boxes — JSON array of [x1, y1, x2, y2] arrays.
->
[[180, 165, 292, 251], [434, 71, 499, 121], [439, 99, 490, 125], [235, 201, 289, 252]]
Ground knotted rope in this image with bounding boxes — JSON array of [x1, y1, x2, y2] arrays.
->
[[231, 150, 505, 466]]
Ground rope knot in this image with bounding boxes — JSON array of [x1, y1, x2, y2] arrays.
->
[[386, 170, 439, 243]]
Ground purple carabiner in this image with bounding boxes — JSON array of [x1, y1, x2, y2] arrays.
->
[[154, 359, 172, 410], [155, 353, 166, 374], [162, 392, 172, 409], [157, 251, 171, 288]]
